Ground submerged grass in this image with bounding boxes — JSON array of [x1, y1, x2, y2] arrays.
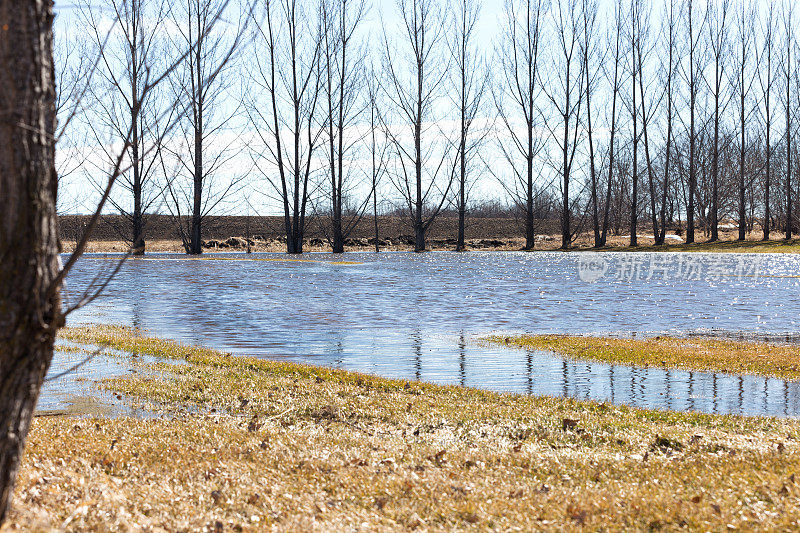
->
[[486, 334, 800, 381], [7, 325, 800, 530]]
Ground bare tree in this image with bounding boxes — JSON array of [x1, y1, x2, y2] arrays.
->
[[163, 0, 247, 254], [654, 0, 679, 245], [634, 0, 669, 246], [707, 0, 729, 242], [247, 0, 323, 254], [682, 0, 707, 243], [367, 68, 389, 252], [80, 0, 173, 255], [494, 0, 547, 250], [0, 1, 244, 521], [599, 1, 625, 246], [757, 1, 776, 240], [628, 0, 640, 246], [449, 0, 489, 251], [781, 2, 794, 239], [542, 0, 585, 249], [381, 0, 453, 252], [54, 27, 94, 216], [733, 0, 756, 240], [0, 1, 62, 521], [320, 0, 371, 253], [581, 0, 602, 246]]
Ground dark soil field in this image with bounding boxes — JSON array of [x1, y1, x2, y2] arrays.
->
[[58, 214, 559, 243], [58, 214, 800, 253]]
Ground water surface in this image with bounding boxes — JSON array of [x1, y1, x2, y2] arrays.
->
[[54, 251, 800, 417]]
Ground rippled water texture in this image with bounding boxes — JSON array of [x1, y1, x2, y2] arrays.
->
[[56, 251, 800, 417]]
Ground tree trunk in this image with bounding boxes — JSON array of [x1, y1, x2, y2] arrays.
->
[[787, 59, 793, 240], [332, 187, 344, 253], [561, 113, 570, 250], [414, 59, 425, 254], [524, 129, 535, 251], [687, 0, 696, 244], [739, 88, 746, 241], [765, 123, 771, 240], [630, 32, 638, 248], [456, 117, 467, 252], [373, 205, 380, 253], [710, 67, 720, 242], [524, 36, 536, 252], [456, 206, 466, 252], [191, 122, 203, 255], [414, 220, 425, 253], [131, 136, 145, 255], [600, 47, 619, 248], [0, 0, 61, 524]]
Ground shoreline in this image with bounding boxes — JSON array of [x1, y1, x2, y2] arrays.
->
[[62, 235, 800, 254]]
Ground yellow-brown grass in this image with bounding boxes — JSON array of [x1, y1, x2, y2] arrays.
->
[[5, 325, 800, 531], [486, 334, 800, 381]]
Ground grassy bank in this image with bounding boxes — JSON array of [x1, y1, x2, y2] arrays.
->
[[486, 335, 800, 381], [622, 238, 800, 254], [6, 326, 800, 530]]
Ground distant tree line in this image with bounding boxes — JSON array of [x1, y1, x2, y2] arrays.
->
[[58, 0, 800, 253]]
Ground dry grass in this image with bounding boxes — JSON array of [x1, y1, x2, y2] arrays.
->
[[486, 334, 800, 381], [6, 325, 800, 531], [616, 238, 800, 254]]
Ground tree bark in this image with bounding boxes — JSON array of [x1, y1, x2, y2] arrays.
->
[[0, 0, 61, 523], [191, 117, 203, 255]]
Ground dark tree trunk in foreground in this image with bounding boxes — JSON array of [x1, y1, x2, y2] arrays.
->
[[0, 0, 61, 523]]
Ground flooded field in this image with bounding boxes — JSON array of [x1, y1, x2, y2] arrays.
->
[[47, 251, 800, 417]]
